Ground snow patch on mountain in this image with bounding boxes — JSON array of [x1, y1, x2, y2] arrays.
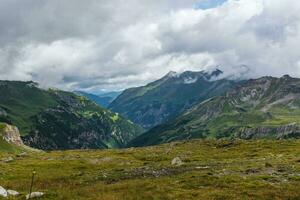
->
[[183, 77, 198, 84]]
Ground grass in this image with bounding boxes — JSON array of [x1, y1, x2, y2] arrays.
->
[[110, 114, 120, 122], [0, 139, 299, 199]]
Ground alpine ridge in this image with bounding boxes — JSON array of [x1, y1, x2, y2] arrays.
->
[[129, 75, 300, 147], [109, 69, 239, 129]]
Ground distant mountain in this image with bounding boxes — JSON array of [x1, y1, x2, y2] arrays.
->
[[75, 91, 121, 108], [98, 91, 122, 99], [129, 75, 300, 147], [0, 81, 142, 150], [109, 69, 239, 129]]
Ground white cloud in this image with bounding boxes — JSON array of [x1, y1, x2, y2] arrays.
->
[[0, 0, 300, 91]]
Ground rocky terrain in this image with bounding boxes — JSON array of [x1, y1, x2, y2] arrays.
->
[[130, 75, 300, 147], [109, 69, 238, 129]]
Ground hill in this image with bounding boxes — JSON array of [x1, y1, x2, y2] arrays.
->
[[130, 75, 300, 147], [109, 69, 238, 129], [0, 81, 142, 150], [0, 139, 299, 199]]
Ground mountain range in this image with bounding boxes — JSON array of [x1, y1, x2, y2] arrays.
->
[[130, 75, 300, 147], [109, 69, 239, 129], [1, 70, 300, 151]]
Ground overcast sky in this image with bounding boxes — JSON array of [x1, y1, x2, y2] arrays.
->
[[0, 0, 300, 92]]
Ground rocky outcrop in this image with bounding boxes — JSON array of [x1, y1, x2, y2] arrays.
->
[[236, 123, 300, 139], [1, 124, 24, 146]]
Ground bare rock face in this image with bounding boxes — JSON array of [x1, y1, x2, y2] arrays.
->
[[2, 124, 24, 146], [237, 123, 300, 139]]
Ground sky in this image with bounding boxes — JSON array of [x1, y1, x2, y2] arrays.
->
[[1, 0, 300, 92], [195, 0, 227, 9]]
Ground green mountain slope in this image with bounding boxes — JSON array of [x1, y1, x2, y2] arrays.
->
[[0, 81, 142, 150], [130, 75, 300, 147], [109, 69, 238, 129]]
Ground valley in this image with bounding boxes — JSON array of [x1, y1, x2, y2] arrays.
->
[[0, 81, 142, 150], [0, 72, 300, 200], [1, 1, 300, 199]]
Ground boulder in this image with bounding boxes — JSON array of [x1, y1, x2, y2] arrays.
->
[[7, 189, 19, 196], [1, 157, 14, 163], [171, 157, 183, 166], [0, 186, 8, 198], [26, 192, 44, 199]]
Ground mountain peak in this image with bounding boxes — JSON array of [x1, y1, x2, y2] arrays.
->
[[281, 74, 292, 80], [210, 69, 223, 77], [165, 71, 179, 78]]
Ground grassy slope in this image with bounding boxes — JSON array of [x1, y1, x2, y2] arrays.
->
[[0, 81, 58, 135], [133, 102, 300, 147], [131, 76, 300, 146], [0, 140, 299, 200], [0, 81, 142, 149]]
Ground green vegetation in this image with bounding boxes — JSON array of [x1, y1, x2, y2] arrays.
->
[[109, 70, 237, 129], [0, 81, 58, 135], [0, 140, 299, 199], [131, 76, 300, 147], [0, 81, 143, 150], [110, 113, 119, 122]]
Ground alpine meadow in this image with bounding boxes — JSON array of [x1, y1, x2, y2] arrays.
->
[[0, 0, 299, 199]]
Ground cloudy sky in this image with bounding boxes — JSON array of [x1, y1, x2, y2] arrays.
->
[[0, 0, 300, 92]]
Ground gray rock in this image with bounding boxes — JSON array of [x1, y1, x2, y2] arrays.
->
[[171, 157, 183, 166], [236, 123, 300, 139], [17, 152, 28, 157], [26, 192, 44, 199], [7, 189, 19, 196], [1, 157, 14, 163], [0, 186, 8, 198]]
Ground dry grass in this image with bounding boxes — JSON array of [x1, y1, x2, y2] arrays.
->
[[0, 139, 299, 200]]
